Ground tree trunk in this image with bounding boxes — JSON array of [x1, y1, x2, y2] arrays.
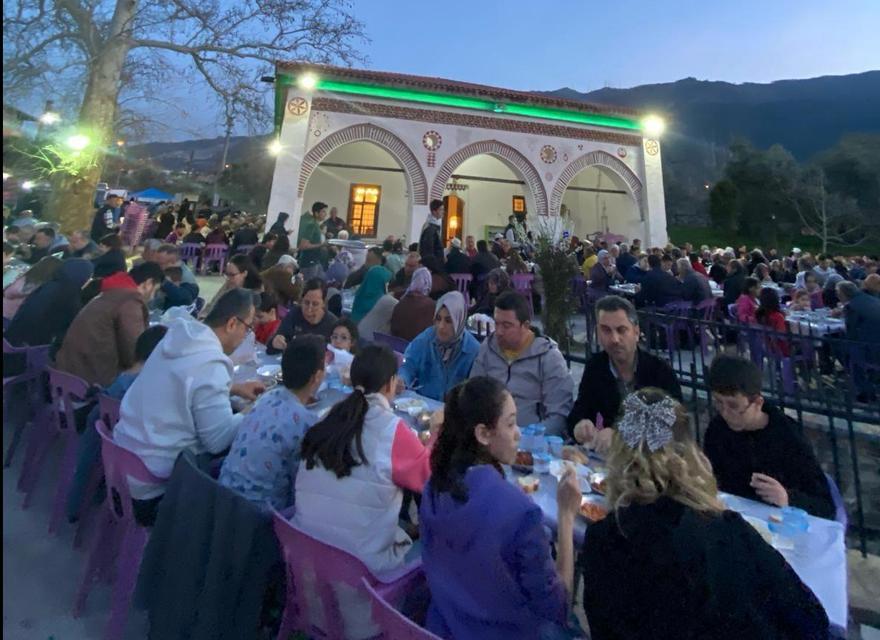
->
[[48, 0, 138, 232], [213, 121, 233, 207]]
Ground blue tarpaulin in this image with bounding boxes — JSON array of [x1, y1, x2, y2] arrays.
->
[[130, 187, 174, 202]]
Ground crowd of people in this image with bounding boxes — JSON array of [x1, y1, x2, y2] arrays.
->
[[3, 195, 867, 639]]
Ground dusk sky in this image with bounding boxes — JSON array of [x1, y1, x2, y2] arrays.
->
[[137, 0, 880, 140]]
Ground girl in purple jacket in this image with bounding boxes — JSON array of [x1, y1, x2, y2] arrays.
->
[[420, 377, 583, 640]]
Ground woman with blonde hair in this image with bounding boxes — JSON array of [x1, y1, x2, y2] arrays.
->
[[580, 388, 828, 640]]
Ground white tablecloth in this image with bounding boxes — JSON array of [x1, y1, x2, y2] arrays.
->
[[786, 312, 846, 337]]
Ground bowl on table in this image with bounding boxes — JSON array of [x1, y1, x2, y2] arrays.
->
[[579, 495, 609, 523]]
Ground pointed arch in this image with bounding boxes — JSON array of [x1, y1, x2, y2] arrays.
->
[[298, 123, 428, 205]]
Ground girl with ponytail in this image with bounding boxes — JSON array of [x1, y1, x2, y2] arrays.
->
[[419, 377, 582, 640], [294, 344, 436, 575]]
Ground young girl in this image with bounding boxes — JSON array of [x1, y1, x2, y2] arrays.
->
[[329, 318, 359, 353], [294, 344, 435, 574], [755, 287, 790, 356], [420, 376, 581, 640], [735, 276, 760, 324], [581, 388, 828, 639], [787, 288, 812, 312]]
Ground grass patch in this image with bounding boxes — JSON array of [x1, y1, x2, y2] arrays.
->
[[667, 225, 880, 255]]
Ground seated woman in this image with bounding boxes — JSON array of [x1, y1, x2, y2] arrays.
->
[[754, 263, 773, 284], [3, 255, 62, 320], [268, 278, 338, 353], [421, 254, 454, 300], [505, 250, 529, 275], [420, 377, 582, 640], [399, 291, 480, 402], [199, 254, 262, 319], [470, 267, 511, 316], [581, 387, 829, 639], [735, 276, 760, 324], [352, 265, 397, 342], [294, 345, 435, 574], [390, 267, 436, 342], [219, 335, 325, 510], [261, 257, 301, 309], [92, 233, 128, 278], [755, 288, 790, 356]]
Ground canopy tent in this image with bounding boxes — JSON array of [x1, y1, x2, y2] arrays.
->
[[130, 187, 174, 203]]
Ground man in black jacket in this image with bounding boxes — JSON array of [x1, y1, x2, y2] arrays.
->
[[419, 199, 445, 266], [568, 295, 682, 451], [677, 257, 714, 304], [90, 193, 123, 241], [634, 253, 683, 308], [704, 354, 834, 519]]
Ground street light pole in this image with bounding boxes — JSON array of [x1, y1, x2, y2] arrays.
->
[[115, 139, 125, 187]]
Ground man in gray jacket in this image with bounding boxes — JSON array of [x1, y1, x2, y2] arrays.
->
[[470, 291, 574, 435]]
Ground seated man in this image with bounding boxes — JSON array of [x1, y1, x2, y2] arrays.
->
[[704, 354, 835, 519], [219, 335, 325, 510], [388, 251, 421, 297], [470, 291, 573, 435], [634, 253, 682, 308], [112, 289, 265, 524], [343, 246, 385, 289], [568, 295, 682, 451], [151, 243, 200, 310]]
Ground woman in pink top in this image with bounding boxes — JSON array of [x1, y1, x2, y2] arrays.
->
[[735, 277, 760, 324]]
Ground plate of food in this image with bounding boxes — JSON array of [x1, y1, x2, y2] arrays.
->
[[394, 397, 427, 416], [512, 450, 534, 474], [579, 495, 609, 523], [256, 364, 281, 379], [589, 472, 607, 495], [516, 475, 540, 494], [560, 445, 589, 466]]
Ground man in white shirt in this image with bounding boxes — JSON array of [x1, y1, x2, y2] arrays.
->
[[113, 288, 265, 524]]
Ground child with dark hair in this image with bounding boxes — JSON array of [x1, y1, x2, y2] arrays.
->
[[253, 291, 281, 345], [219, 335, 326, 510], [735, 276, 760, 324], [704, 355, 834, 519], [755, 287, 789, 356], [330, 318, 359, 353], [294, 344, 436, 575], [67, 325, 169, 520], [420, 376, 581, 640]]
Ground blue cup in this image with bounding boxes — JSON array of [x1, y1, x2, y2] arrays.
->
[[533, 453, 552, 475], [530, 424, 547, 454], [545, 436, 564, 458]]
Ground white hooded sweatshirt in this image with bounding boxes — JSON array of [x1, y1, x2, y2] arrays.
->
[[113, 317, 243, 499]]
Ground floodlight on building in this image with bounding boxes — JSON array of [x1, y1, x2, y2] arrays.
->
[[268, 139, 284, 156], [66, 134, 91, 151], [298, 73, 318, 90], [39, 112, 60, 125], [22, 180, 35, 191], [2, 172, 10, 181], [641, 115, 665, 137]]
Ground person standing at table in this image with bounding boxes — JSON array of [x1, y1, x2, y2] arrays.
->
[[419, 199, 445, 266], [267, 279, 338, 354], [704, 355, 835, 519], [219, 335, 325, 510], [112, 289, 266, 525], [470, 291, 573, 436], [297, 202, 326, 280], [420, 376, 582, 640], [398, 291, 480, 402], [568, 295, 681, 452], [581, 387, 829, 640]]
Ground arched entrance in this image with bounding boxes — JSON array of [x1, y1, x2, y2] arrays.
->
[[298, 123, 428, 240], [431, 140, 547, 241], [551, 150, 644, 241]]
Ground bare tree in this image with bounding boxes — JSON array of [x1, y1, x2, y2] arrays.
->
[[789, 168, 866, 254], [3, 0, 366, 230]]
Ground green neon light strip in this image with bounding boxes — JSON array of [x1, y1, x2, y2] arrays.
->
[[274, 73, 642, 134]]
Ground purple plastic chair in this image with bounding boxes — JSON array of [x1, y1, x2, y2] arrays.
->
[[178, 242, 203, 269], [17, 368, 90, 531], [449, 273, 472, 296], [201, 243, 229, 275], [657, 301, 693, 359], [362, 577, 441, 640], [272, 511, 423, 640], [511, 273, 535, 313], [73, 420, 163, 640], [233, 244, 255, 256], [3, 340, 50, 467], [373, 332, 410, 355]]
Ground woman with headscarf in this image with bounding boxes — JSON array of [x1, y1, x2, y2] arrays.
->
[[352, 266, 396, 341], [470, 268, 511, 316], [3, 255, 63, 320], [5, 258, 94, 365], [269, 211, 290, 237], [398, 291, 480, 401], [390, 267, 436, 342]]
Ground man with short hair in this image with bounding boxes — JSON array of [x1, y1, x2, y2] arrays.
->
[[67, 230, 99, 259], [390, 251, 422, 296], [705, 354, 834, 518], [419, 199, 445, 265], [588, 249, 620, 293], [470, 291, 573, 435], [56, 262, 165, 387], [90, 193, 123, 241], [25, 227, 56, 264], [344, 246, 386, 289], [812, 254, 834, 286], [298, 202, 326, 279], [568, 295, 682, 451], [320, 206, 347, 239], [464, 235, 477, 258], [151, 243, 200, 310], [615, 242, 636, 275], [634, 253, 683, 308], [677, 257, 713, 304], [863, 273, 880, 298], [113, 288, 266, 522]]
